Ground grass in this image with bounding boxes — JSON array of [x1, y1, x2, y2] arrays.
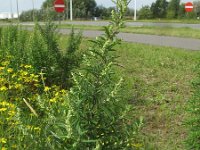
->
[[61, 19, 200, 24], [58, 24, 200, 39], [60, 35, 200, 149], [132, 19, 200, 24], [122, 26, 200, 39], [116, 43, 199, 149]]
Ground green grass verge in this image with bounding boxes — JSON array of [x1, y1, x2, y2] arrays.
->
[[58, 24, 200, 39], [116, 42, 199, 149], [134, 19, 200, 24], [60, 35, 200, 149], [122, 26, 200, 39], [61, 19, 200, 24]]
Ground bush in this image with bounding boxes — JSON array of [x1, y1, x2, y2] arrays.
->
[[0, 22, 82, 89], [63, 0, 141, 149]]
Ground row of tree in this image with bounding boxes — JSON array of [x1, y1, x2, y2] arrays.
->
[[19, 0, 200, 21], [19, 0, 134, 21], [139, 0, 200, 19]]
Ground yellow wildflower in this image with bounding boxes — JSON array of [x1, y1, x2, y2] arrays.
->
[[0, 86, 8, 91], [34, 127, 41, 133], [7, 68, 13, 73], [0, 66, 5, 71], [44, 86, 51, 92], [0, 138, 7, 143], [11, 73, 17, 78], [49, 98, 57, 103], [8, 110, 15, 116], [55, 92, 59, 97], [0, 101, 9, 106], [34, 83, 39, 87], [14, 84, 23, 90], [0, 108, 7, 112], [24, 65, 32, 69], [2, 61, 10, 66]]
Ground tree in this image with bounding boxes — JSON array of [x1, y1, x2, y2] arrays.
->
[[139, 6, 153, 19], [151, 0, 168, 18], [194, 0, 200, 17], [84, 0, 97, 17], [41, 0, 54, 9], [68, 0, 97, 18], [167, 0, 180, 19], [178, 3, 186, 18]]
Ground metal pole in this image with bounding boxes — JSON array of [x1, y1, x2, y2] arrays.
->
[[32, 0, 35, 21], [134, 0, 137, 21], [66, 0, 68, 20], [70, 0, 73, 21], [10, 0, 13, 19], [16, 0, 19, 21]]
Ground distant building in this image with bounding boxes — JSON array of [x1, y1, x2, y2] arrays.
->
[[0, 12, 19, 19]]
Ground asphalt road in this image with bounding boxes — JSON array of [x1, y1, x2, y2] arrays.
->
[[59, 28, 200, 50], [60, 21, 200, 29]]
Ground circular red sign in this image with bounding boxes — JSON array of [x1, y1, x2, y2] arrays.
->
[[185, 2, 193, 12], [54, 0, 65, 13]]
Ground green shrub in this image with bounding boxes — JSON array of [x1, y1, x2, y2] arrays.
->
[[0, 22, 82, 89], [62, 0, 141, 149], [30, 22, 82, 88], [60, 27, 82, 88]]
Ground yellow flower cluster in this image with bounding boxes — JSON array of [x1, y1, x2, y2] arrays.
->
[[0, 101, 18, 124], [0, 60, 40, 97], [26, 125, 41, 134], [40, 84, 68, 103], [0, 56, 68, 148]]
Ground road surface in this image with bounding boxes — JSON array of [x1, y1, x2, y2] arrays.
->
[[58, 28, 200, 50]]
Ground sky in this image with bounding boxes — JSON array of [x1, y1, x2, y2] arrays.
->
[[0, 0, 196, 13]]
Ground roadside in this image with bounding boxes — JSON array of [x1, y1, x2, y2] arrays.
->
[[1, 21, 200, 39], [58, 28, 200, 50], [58, 24, 200, 39]]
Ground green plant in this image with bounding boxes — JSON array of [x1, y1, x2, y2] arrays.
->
[[30, 21, 82, 88], [186, 63, 200, 149], [60, 27, 83, 88], [0, 55, 69, 149], [0, 26, 29, 67], [63, 0, 140, 149]]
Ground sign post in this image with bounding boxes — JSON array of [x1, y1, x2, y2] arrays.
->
[[185, 2, 193, 12], [70, 0, 73, 21], [134, 0, 137, 21], [16, 0, 20, 21]]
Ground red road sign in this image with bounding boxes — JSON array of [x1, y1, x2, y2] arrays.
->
[[185, 2, 193, 12], [54, 0, 65, 13]]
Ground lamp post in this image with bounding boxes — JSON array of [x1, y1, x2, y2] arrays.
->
[[32, 0, 35, 21], [70, 0, 73, 21], [10, 0, 13, 19], [16, 0, 19, 21], [134, 0, 137, 21]]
